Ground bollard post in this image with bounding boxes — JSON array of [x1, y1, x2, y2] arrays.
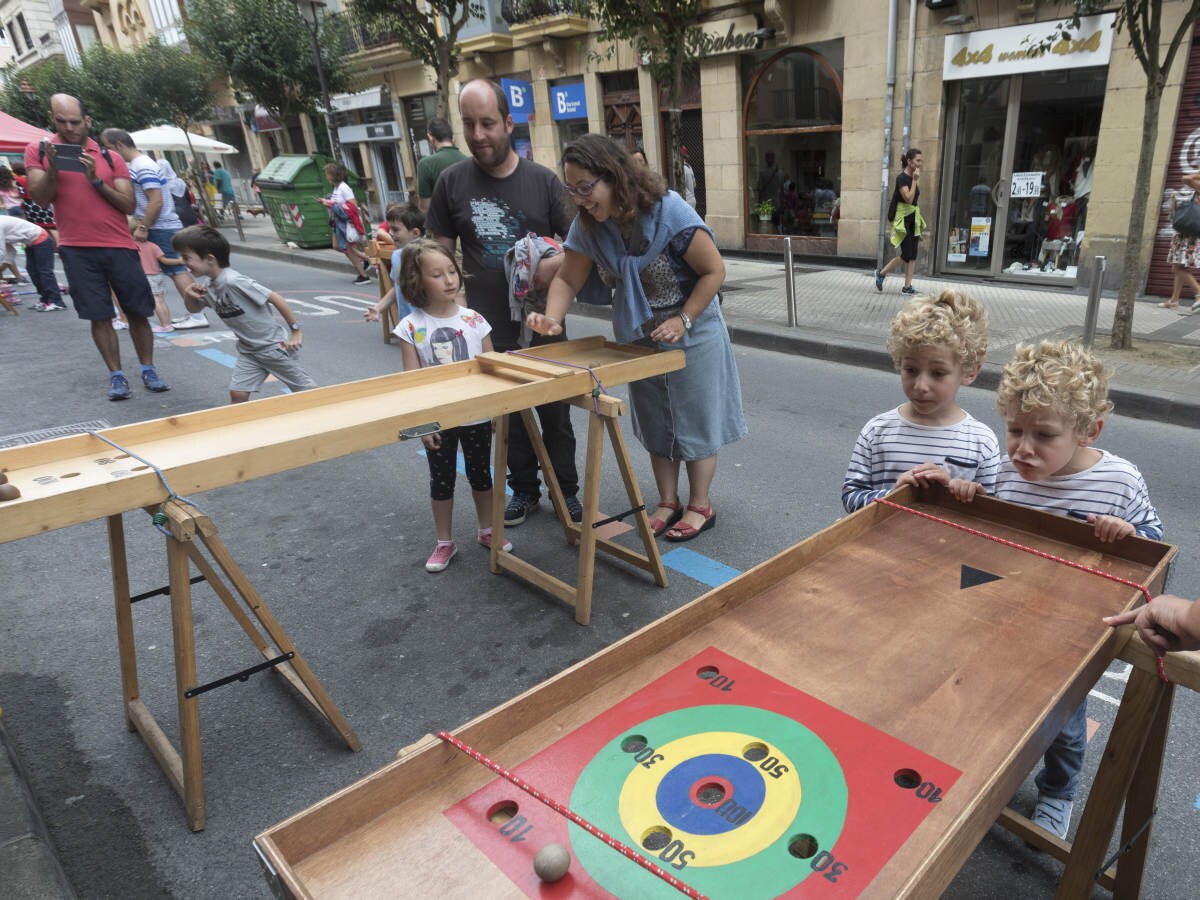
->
[[783, 237, 796, 328], [1082, 256, 1106, 348]]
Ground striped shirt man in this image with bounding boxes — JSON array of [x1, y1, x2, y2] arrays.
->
[[842, 407, 1000, 512], [993, 450, 1163, 540]]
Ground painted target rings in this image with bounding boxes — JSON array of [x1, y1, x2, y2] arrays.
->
[[569, 705, 849, 899]]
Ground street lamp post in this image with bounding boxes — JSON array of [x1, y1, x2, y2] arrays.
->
[[293, 0, 341, 161]]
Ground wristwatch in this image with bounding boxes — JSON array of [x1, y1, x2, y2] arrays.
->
[[289, 321, 302, 331], [91, 178, 104, 191], [679, 311, 693, 331]]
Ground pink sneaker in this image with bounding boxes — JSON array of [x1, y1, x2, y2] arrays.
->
[[425, 541, 457, 572], [477, 531, 513, 552], [152, 323, 175, 334]]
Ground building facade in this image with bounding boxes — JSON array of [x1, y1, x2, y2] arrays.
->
[[332, 0, 1195, 292], [0, 0, 92, 70]]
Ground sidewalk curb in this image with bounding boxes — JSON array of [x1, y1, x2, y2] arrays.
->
[[0, 716, 75, 899], [234, 241, 1200, 430]]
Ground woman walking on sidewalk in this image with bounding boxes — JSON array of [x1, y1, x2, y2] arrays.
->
[[875, 148, 925, 295], [320, 164, 374, 286], [1162, 171, 1200, 314]]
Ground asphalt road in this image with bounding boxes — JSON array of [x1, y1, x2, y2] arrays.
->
[[1, 254, 1197, 899]]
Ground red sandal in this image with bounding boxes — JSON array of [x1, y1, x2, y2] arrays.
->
[[664, 504, 716, 542], [648, 500, 683, 537]]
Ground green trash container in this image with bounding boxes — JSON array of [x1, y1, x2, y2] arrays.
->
[[256, 154, 370, 249]]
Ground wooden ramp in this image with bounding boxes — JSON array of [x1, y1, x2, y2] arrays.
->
[[254, 486, 1187, 898]]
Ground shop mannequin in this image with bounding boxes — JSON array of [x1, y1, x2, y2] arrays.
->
[[1037, 194, 1080, 271]]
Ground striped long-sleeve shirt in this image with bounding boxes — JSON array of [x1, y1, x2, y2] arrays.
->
[[993, 450, 1163, 540], [842, 407, 1000, 512]]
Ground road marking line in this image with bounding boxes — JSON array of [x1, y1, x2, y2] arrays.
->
[[661, 547, 741, 588], [1088, 689, 1121, 706]]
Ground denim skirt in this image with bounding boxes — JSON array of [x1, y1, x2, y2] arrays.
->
[[629, 300, 747, 461]]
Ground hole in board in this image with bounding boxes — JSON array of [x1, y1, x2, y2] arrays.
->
[[894, 768, 922, 790], [788, 833, 819, 859], [742, 741, 768, 763], [696, 665, 719, 681], [131, 465, 150, 472], [621, 734, 648, 754], [486, 801, 518, 824], [697, 782, 726, 805], [641, 826, 672, 851], [60, 472, 80, 478]]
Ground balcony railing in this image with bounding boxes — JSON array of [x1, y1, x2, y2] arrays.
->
[[500, 0, 589, 27]]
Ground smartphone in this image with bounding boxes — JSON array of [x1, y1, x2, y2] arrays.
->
[[52, 143, 85, 174]]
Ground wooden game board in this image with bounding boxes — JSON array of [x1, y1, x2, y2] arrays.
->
[[0, 338, 683, 830], [254, 486, 1179, 898]]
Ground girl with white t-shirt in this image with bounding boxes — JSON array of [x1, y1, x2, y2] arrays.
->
[[396, 239, 512, 572], [319, 163, 373, 285]]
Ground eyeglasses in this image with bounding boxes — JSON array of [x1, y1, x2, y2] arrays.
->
[[564, 174, 605, 197]]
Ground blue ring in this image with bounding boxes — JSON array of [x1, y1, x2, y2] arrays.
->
[[656, 754, 766, 835]]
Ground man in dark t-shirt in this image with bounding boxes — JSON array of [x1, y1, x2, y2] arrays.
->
[[426, 79, 580, 527]]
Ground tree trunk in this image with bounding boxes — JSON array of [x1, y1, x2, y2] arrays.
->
[[1111, 74, 1164, 349], [436, 44, 451, 120], [668, 48, 684, 194]]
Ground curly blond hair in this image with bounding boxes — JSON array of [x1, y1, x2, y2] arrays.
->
[[886, 289, 989, 371], [996, 340, 1114, 433]]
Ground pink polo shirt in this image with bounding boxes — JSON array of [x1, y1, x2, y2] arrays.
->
[[24, 136, 136, 249]]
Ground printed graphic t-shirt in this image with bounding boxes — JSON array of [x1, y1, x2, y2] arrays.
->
[[194, 267, 287, 352], [425, 157, 571, 350], [394, 307, 492, 368]]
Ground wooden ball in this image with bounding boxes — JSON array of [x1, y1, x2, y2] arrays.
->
[[0, 483, 19, 501], [0, 470, 7, 483], [533, 842, 571, 883]]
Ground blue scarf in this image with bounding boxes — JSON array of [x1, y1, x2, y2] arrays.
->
[[565, 191, 710, 343]]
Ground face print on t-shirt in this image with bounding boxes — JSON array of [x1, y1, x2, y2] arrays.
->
[[469, 196, 524, 271], [427, 326, 469, 365]]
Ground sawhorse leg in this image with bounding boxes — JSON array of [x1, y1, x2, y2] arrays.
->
[[106, 503, 360, 831], [490, 395, 666, 625]]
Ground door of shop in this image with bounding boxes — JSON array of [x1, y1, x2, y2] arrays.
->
[[938, 68, 1105, 285]]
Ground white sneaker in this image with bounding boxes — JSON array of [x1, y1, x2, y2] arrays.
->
[[112, 319, 129, 330], [173, 316, 210, 330], [1031, 795, 1073, 840]]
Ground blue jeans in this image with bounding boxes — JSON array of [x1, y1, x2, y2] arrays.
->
[[1036, 699, 1087, 801], [24, 238, 63, 307]]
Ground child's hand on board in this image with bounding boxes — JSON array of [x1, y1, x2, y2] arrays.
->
[[1088, 513, 1134, 542]]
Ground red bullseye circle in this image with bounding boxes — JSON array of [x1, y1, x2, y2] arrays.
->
[[689, 775, 734, 808]]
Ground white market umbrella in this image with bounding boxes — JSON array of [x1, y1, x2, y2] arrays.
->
[[128, 125, 239, 155]]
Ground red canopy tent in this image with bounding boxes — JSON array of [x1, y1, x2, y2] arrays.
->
[[0, 110, 50, 155]]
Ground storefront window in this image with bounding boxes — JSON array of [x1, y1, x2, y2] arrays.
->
[[743, 43, 843, 240]]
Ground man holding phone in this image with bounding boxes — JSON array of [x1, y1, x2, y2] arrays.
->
[[24, 94, 170, 400]]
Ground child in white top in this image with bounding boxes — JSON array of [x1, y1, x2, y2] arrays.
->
[[395, 239, 511, 573], [842, 289, 999, 512], [958, 339, 1163, 840]]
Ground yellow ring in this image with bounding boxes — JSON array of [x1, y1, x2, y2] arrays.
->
[[617, 731, 801, 867]]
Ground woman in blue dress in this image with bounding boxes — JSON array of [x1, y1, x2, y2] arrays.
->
[[528, 134, 746, 542]]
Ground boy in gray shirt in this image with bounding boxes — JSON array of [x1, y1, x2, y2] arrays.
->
[[173, 225, 317, 403]]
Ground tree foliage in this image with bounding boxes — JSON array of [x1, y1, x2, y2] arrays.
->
[[185, 0, 350, 137], [1054, 1, 1200, 349], [1, 40, 216, 133], [349, 0, 480, 118], [591, 0, 705, 192]]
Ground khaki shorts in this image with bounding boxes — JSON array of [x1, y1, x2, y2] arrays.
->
[[231, 345, 318, 394]]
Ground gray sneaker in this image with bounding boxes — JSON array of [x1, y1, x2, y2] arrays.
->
[[1031, 795, 1073, 840], [564, 494, 583, 524], [900, 284, 918, 295]]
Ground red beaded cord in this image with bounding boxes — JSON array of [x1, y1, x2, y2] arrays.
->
[[873, 499, 1168, 683], [437, 732, 708, 899]]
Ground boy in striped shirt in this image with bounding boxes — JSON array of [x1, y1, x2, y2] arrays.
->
[[842, 290, 998, 513], [962, 339, 1163, 840]]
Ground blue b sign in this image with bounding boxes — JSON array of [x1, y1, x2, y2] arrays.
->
[[501, 78, 533, 124], [550, 83, 588, 121]]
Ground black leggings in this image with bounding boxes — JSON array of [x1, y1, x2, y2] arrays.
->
[[427, 422, 493, 501]]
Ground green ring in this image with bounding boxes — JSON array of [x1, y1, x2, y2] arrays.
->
[[569, 705, 848, 899]]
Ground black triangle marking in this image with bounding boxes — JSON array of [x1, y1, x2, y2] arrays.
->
[[961, 565, 1003, 589]]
